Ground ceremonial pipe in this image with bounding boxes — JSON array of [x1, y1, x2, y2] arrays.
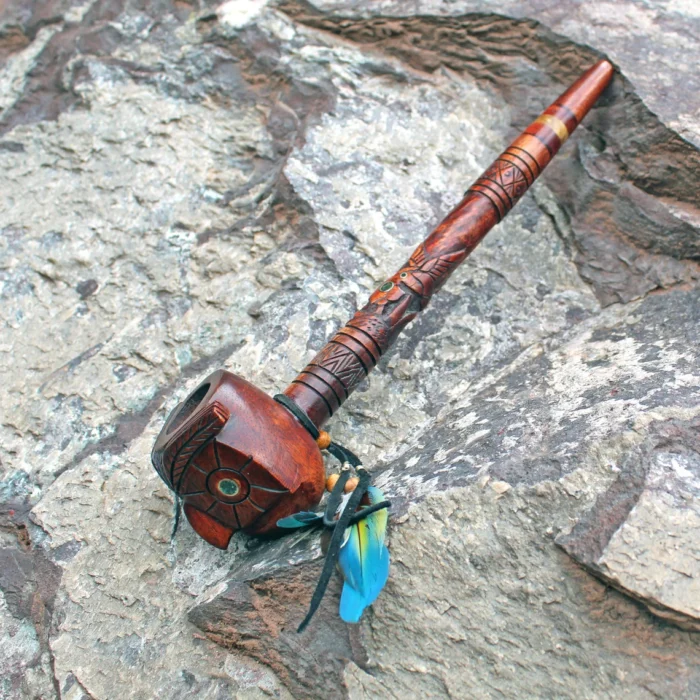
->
[[152, 59, 614, 548]]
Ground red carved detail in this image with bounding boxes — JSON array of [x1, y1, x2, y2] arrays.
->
[[285, 60, 614, 427], [151, 370, 325, 539], [469, 159, 530, 218], [310, 343, 368, 392], [150, 62, 615, 546], [162, 402, 229, 491]]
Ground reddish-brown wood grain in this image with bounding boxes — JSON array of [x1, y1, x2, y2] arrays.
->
[[284, 59, 614, 428], [152, 60, 613, 543], [152, 370, 325, 546]]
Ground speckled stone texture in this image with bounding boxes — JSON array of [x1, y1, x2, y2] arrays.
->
[[0, 1, 698, 699]]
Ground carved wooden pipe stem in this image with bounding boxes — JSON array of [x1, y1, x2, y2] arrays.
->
[[284, 59, 614, 428], [152, 60, 614, 547]]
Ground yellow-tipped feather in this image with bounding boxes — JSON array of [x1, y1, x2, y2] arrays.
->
[[338, 486, 390, 623]]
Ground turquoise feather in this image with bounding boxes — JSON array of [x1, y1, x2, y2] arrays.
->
[[338, 486, 390, 623], [276, 511, 323, 528]]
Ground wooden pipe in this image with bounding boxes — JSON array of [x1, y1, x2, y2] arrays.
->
[[152, 59, 614, 548]]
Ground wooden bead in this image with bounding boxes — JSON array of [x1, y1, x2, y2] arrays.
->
[[344, 477, 359, 493], [316, 430, 331, 450], [326, 473, 340, 492]]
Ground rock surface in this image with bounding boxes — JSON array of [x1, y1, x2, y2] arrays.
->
[[0, 1, 699, 699], [557, 417, 700, 632]]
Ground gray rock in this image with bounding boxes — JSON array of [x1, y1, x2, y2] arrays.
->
[[557, 417, 700, 631], [280, 0, 700, 305], [190, 287, 700, 697], [289, 0, 700, 150], [189, 557, 363, 700], [0, 0, 698, 698]]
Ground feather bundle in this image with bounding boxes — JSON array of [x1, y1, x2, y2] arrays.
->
[[337, 486, 390, 623]]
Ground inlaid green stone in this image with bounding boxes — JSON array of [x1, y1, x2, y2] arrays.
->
[[217, 478, 240, 496]]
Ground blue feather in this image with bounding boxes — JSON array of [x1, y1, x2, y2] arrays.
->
[[339, 580, 367, 623], [337, 486, 390, 623], [338, 521, 363, 592]]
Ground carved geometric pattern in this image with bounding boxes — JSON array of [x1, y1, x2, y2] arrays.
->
[[290, 144, 541, 422], [503, 148, 537, 183], [347, 313, 391, 353], [302, 239, 471, 415], [162, 402, 229, 491], [479, 160, 529, 206], [310, 342, 368, 392], [468, 154, 533, 220], [507, 146, 541, 177], [177, 440, 290, 531]]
